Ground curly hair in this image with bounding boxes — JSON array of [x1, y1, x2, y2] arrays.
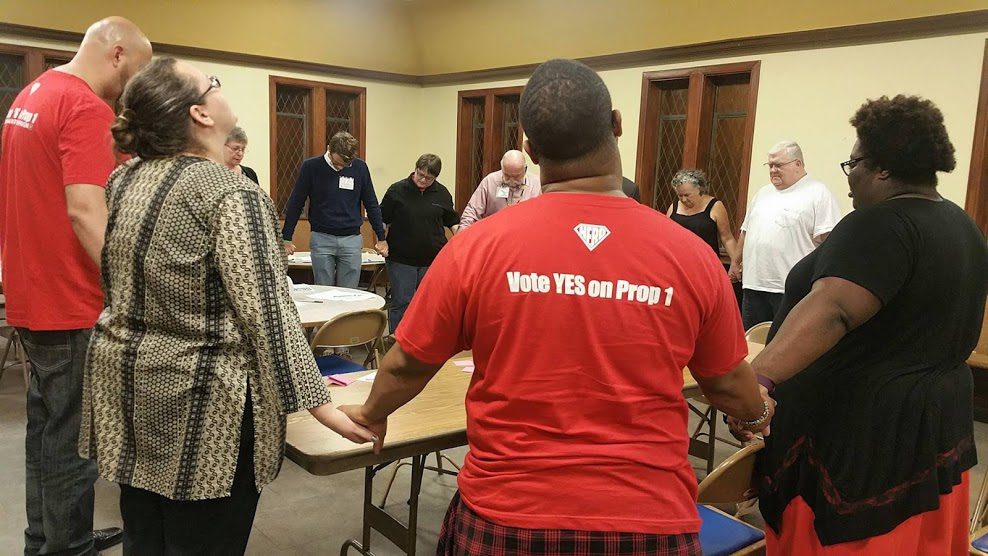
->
[[328, 131, 359, 161], [850, 95, 955, 186], [671, 169, 709, 194], [226, 126, 248, 145], [111, 57, 202, 159]]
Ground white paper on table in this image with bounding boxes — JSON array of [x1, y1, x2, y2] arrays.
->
[[290, 254, 312, 263], [452, 359, 474, 367], [358, 371, 377, 383], [361, 253, 385, 265], [308, 290, 376, 302], [462, 366, 475, 373]]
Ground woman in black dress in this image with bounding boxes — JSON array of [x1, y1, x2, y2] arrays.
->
[[736, 94, 988, 554]]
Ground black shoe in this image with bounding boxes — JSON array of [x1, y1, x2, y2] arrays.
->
[[93, 527, 123, 551]]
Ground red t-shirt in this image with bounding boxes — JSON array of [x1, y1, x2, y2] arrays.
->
[[396, 192, 747, 534], [0, 71, 116, 330]]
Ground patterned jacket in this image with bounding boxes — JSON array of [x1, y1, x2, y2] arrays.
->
[[80, 156, 332, 501]]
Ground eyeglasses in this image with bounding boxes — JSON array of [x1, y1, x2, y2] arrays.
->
[[840, 156, 867, 176], [414, 169, 436, 183], [225, 144, 246, 154], [763, 159, 798, 170], [196, 75, 221, 104]]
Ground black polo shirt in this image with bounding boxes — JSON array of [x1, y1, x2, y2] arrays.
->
[[380, 176, 459, 267]]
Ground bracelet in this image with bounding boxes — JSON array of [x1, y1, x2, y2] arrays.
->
[[756, 374, 776, 393], [737, 400, 770, 430]]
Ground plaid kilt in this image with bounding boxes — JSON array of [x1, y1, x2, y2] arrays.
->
[[437, 491, 701, 556]]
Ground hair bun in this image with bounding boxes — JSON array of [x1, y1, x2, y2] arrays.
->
[[111, 107, 139, 153]]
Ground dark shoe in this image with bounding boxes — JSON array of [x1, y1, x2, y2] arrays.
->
[[93, 527, 123, 551]]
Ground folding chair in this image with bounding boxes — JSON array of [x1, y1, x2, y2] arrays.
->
[[310, 309, 388, 376], [970, 470, 988, 554], [0, 295, 28, 388], [695, 440, 767, 555], [744, 321, 773, 345]]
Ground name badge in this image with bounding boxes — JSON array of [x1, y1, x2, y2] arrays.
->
[[339, 176, 355, 190], [495, 186, 510, 199]]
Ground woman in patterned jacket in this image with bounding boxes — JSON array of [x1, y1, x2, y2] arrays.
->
[[81, 57, 376, 554]]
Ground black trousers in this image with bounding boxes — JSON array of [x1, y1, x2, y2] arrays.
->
[[741, 288, 784, 331], [118, 395, 260, 555]]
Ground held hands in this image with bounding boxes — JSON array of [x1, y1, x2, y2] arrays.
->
[[338, 404, 387, 454], [309, 404, 378, 446], [727, 385, 776, 443], [374, 240, 389, 258], [283, 241, 297, 255], [727, 261, 742, 283]]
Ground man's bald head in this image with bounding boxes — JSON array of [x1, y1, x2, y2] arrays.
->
[[500, 150, 527, 183], [68, 17, 152, 102]]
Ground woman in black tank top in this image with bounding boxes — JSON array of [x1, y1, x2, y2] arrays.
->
[[666, 169, 741, 281]]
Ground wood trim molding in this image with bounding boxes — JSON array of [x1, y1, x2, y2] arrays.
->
[[0, 21, 419, 84], [964, 39, 988, 235], [1, 10, 986, 86]]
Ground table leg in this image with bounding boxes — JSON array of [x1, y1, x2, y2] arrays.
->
[[340, 454, 427, 556]]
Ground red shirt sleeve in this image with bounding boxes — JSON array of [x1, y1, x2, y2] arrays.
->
[[394, 242, 470, 364], [687, 256, 748, 378], [59, 96, 116, 187]]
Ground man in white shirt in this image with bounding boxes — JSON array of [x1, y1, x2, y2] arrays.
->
[[731, 140, 843, 330]]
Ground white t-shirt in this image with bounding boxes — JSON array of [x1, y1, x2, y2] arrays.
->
[[740, 175, 843, 293]]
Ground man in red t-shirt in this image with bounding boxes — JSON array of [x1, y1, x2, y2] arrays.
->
[[0, 17, 151, 556], [341, 59, 773, 555]]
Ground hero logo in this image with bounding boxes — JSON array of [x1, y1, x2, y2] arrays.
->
[[573, 223, 610, 252]]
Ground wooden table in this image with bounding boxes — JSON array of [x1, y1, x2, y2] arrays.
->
[[287, 251, 388, 293], [286, 342, 765, 555], [290, 285, 385, 328]]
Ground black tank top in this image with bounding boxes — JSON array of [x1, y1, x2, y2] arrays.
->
[[670, 198, 720, 254]]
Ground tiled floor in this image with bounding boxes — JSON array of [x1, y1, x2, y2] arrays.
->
[[1, 356, 986, 555]]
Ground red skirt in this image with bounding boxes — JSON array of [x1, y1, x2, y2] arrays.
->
[[437, 491, 701, 556], [766, 471, 970, 555]]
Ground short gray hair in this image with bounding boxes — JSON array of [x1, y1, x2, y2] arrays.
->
[[226, 126, 248, 145], [671, 169, 709, 194], [769, 140, 803, 162]]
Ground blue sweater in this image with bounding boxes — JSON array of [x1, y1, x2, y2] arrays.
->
[[281, 156, 385, 241]]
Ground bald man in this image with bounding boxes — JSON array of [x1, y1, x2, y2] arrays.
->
[[458, 149, 541, 230], [0, 16, 151, 556]]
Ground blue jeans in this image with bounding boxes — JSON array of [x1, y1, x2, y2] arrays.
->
[[740, 289, 784, 331], [387, 260, 429, 334], [19, 328, 99, 556], [310, 232, 362, 288]]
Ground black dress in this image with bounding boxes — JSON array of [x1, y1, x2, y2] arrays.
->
[[759, 198, 988, 544], [670, 198, 720, 254]]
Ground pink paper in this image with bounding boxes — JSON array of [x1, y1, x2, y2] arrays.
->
[[462, 366, 475, 373], [326, 374, 357, 386], [453, 359, 474, 367]]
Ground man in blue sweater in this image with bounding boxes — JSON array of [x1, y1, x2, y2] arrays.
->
[[282, 132, 387, 288]]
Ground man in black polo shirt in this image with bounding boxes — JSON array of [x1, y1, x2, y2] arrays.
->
[[380, 154, 459, 333], [282, 132, 387, 287]]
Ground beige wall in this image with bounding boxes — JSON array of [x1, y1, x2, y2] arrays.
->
[[409, 0, 987, 75], [0, 34, 425, 200], [3, 30, 986, 214], [423, 32, 988, 213], [0, 0, 423, 74], [1, 0, 982, 75]]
